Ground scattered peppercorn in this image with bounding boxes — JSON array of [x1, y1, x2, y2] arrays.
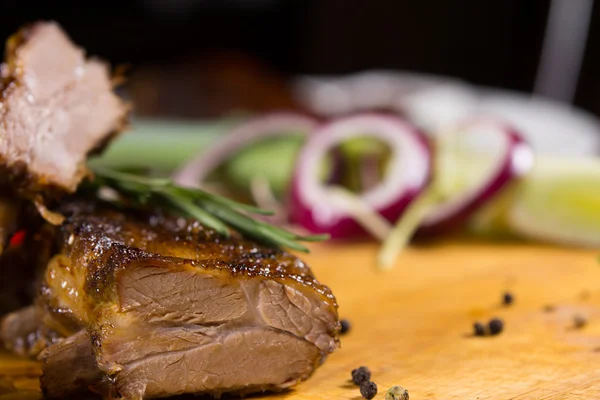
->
[[340, 319, 351, 334], [385, 385, 409, 400], [360, 381, 378, 400], [473, 322, 486, 336], [502, 291, 514, 306], [543, 304, 556, 313], [351, 366, 371, 385], [488, 318, 504, 335], [573, 314, 587, 329]]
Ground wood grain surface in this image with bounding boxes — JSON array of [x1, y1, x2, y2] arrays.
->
[[1, 241, 599, 399]]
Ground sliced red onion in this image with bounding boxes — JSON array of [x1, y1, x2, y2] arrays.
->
[[290, 114, 431, 238], [418, 118, 534, 235], [173, 112, 319, 188]]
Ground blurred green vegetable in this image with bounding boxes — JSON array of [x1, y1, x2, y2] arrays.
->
[[89, 119, 232, 172], [470, 156, 600, 247], [223, 136, 305, 198]]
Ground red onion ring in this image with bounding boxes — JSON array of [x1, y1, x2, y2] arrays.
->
[[418, 118, 534, 235], [173, 112, 320, 188], [289, 114, 431, 238]]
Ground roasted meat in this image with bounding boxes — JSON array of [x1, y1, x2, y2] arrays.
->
[[0, 20, 127, 258], [0, 21, 128, 197], [0, 21, 339, 400], [1, 202, 340, 399]]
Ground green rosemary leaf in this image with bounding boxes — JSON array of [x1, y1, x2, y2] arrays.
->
[[200, 199, 323, 249], [181, 187, 274, 216], [88, 165, 327, 252], [196, 200, 305, 251], [254, 223, 328, 242], [199, 200, 259, 233], [159, 189, 230, 237], [254, 225, 311, 252], [294, 234, 330, 242], [93, 166, 171, 187]]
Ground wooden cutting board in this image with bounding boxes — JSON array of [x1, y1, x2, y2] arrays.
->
[[1, 241, 599, 399]]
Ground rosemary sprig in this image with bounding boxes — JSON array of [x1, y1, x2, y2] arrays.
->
[[89, 166, 328, 252]]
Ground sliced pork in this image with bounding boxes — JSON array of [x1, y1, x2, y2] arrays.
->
[[1, 201, 340, 399], [0, 21, 128, 197]]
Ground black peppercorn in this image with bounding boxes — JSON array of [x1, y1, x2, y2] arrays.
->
[[473, 321, 486, 336], [573, 314, 587, 329], [340, 319, 351, 334], [543, 304, 556, 313], [360, 381, 378, 400], [351, 366, 371, 385], [488, 318, 504, 335], [502, 292, 514, 306]]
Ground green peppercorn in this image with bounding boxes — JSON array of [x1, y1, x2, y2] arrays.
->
[[385, 385, 409, 400]]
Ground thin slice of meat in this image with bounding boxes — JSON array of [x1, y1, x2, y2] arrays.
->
[[0, 306, 61, 357], [0, 21, 128, 197], [2, 201, 340, 399], [40, 330, 104, 399]]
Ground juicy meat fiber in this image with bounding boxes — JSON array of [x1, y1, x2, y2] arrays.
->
[[2, 202, 340, 399], [0, 21, 128, 197]]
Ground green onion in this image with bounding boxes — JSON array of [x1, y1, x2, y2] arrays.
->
[[377, 187, 439, 269]]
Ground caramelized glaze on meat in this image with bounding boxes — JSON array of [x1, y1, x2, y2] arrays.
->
[[44, 201, 337, 320], [2, 201, 340, 399]]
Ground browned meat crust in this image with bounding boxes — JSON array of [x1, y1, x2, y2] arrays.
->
[[54, 200, 337, 308], [2, 201, 340, 399]]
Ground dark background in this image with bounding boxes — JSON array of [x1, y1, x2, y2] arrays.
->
[[0, 0, 598, 118]]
